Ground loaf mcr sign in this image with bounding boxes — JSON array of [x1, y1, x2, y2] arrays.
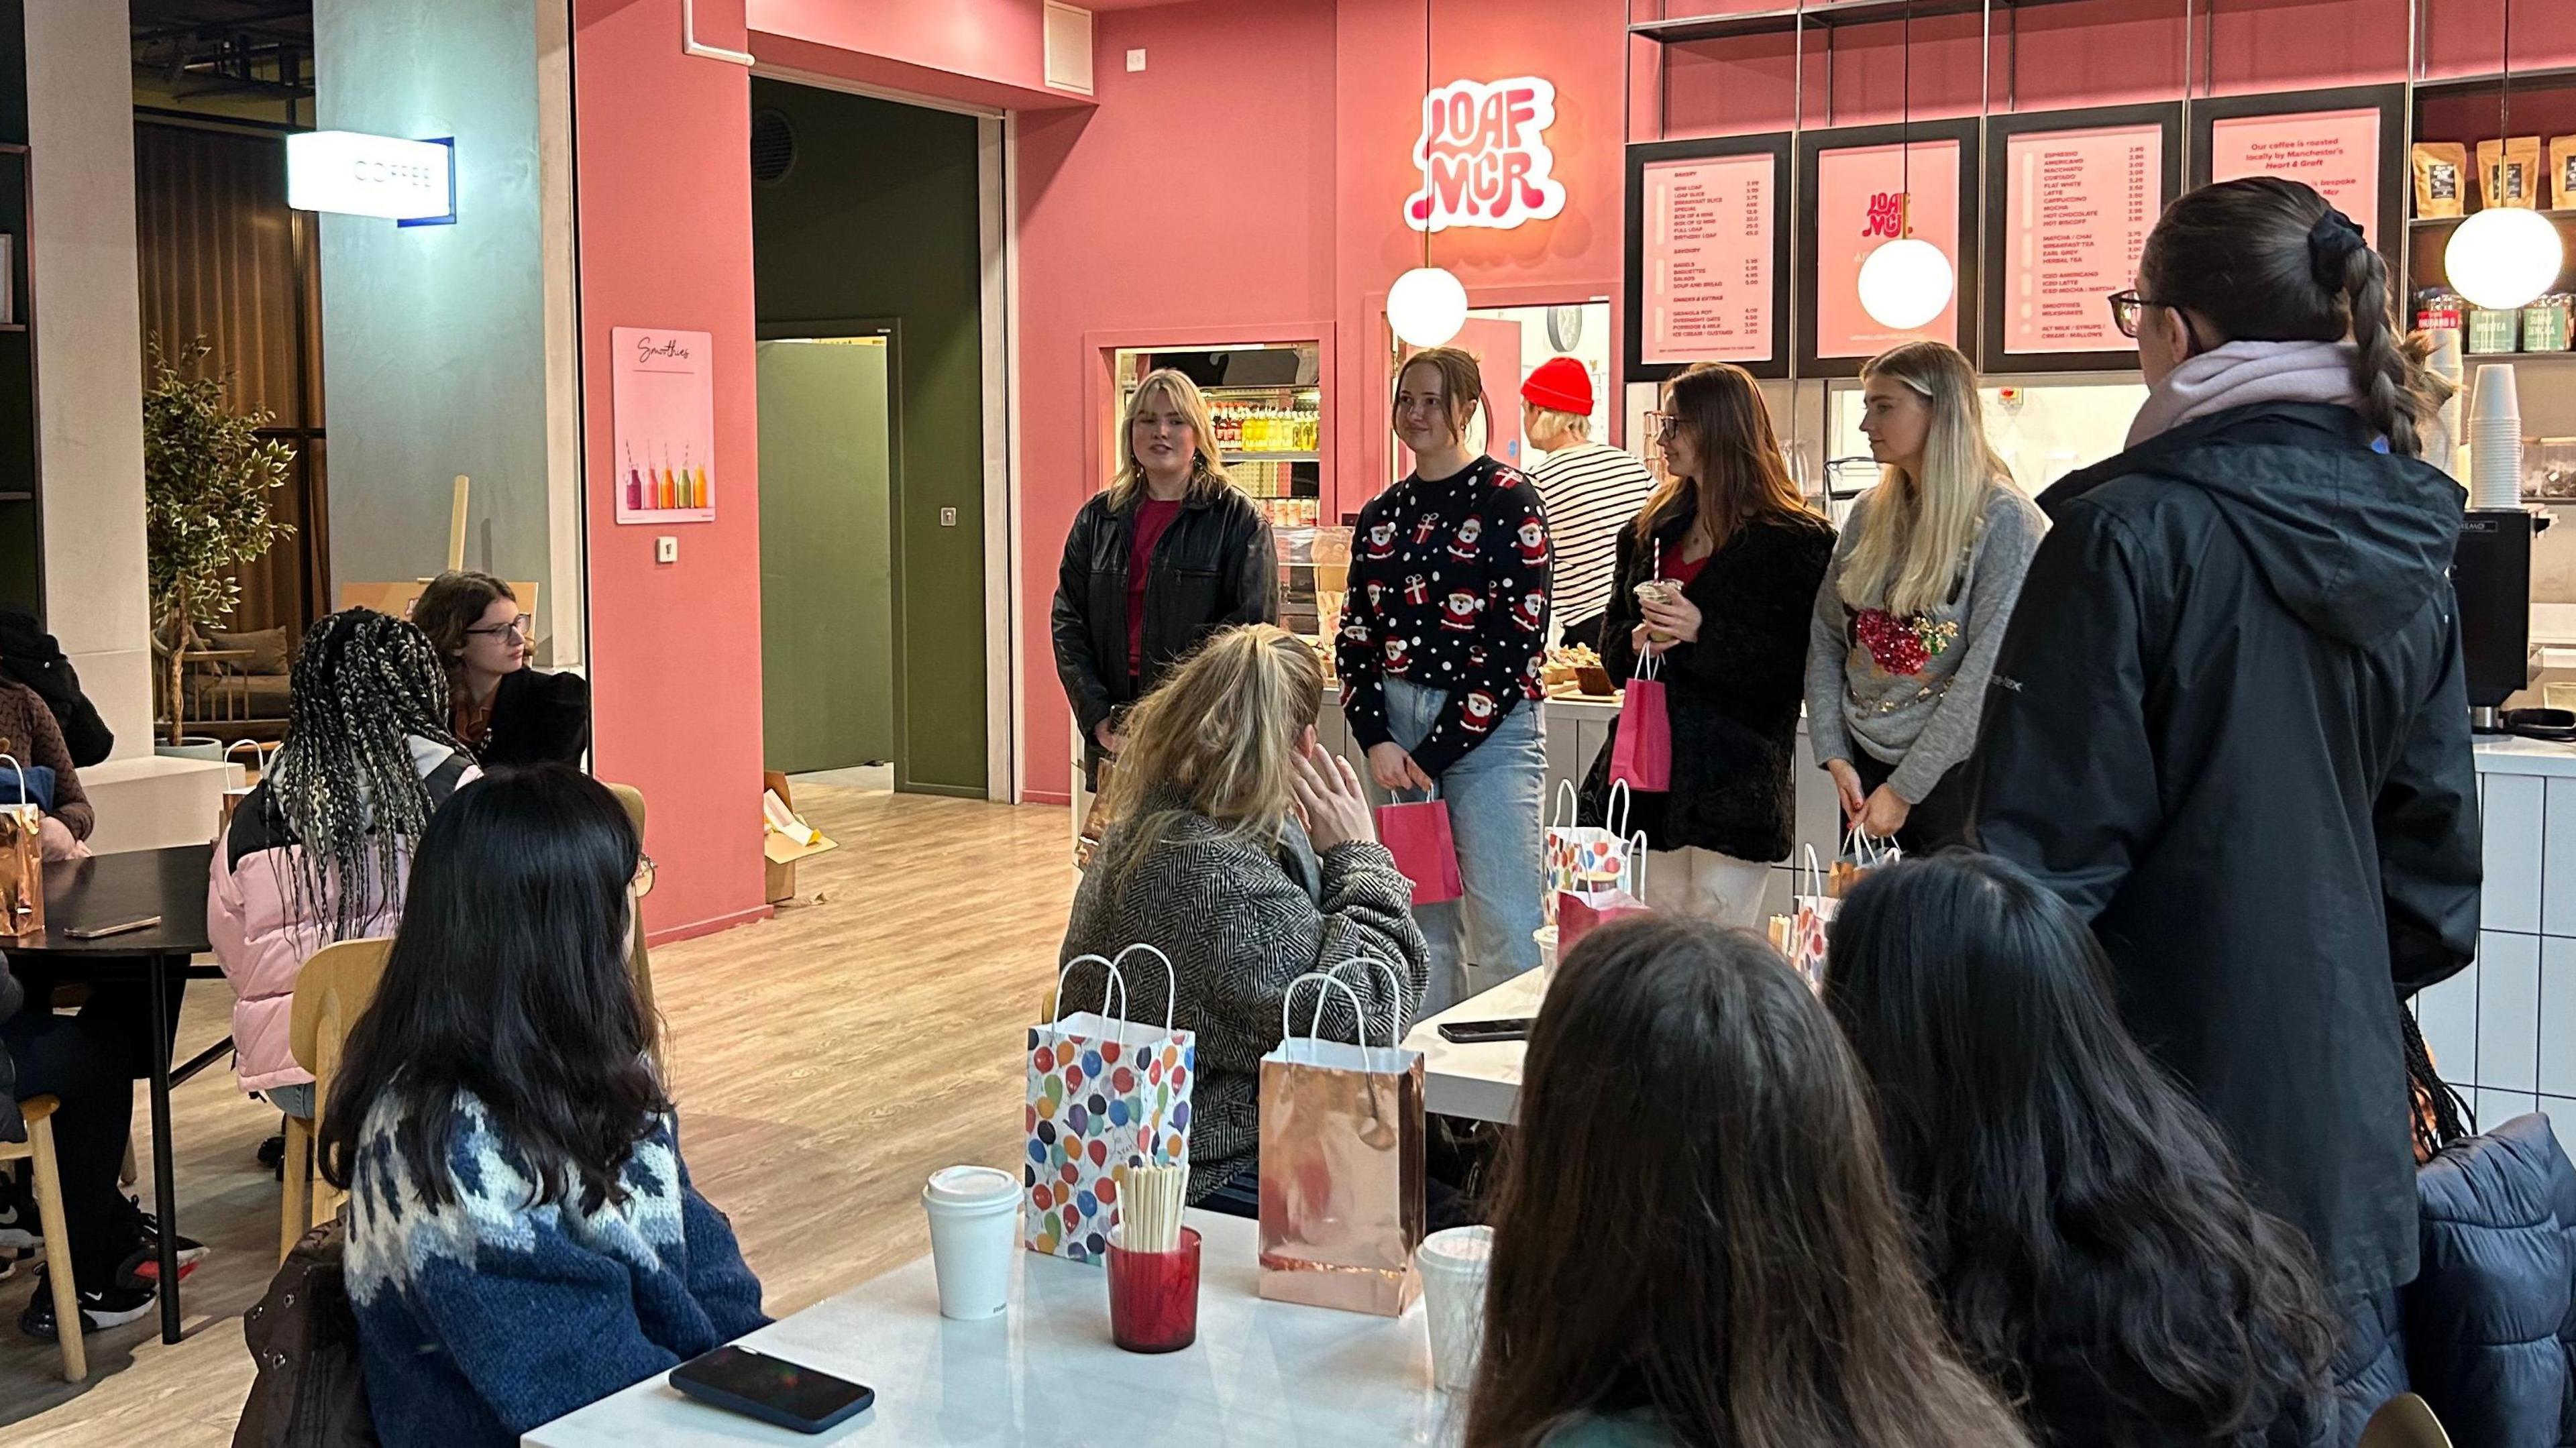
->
[[1405, 76, 1568, 233]]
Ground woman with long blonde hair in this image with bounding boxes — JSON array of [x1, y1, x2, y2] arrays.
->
[[1805, 341, 2043, 851], [1052, 368, 1275, 789], [1576, 361, 1835, 927], [1062, 624, 1426, 1215]]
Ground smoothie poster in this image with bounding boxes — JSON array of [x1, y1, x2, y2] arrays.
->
[[612, 326, 716, 524]]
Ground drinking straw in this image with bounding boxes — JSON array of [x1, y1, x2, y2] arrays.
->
[[1116, 1161, 1187, 1254]]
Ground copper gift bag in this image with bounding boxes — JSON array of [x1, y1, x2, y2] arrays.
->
[[1258, 965, 1424, 1317], [0, 755, 42, 938]]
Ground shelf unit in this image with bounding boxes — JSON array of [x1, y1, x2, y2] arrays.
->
[[1628, 0, 2096, 45]]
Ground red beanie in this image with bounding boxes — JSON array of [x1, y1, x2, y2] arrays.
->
[[1520, 355, 1593, 414]]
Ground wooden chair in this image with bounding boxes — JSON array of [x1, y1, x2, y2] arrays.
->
[[279, 938, 392, 1262], [2357, 1394, 2452, 1448], [602, 784, 661, 1065], [0, 1097, 86, 1380]]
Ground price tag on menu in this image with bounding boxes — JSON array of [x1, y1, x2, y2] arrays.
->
[[1813, 137, 1964, 358], [2004, 123, 2163, 354], [1641, 152, 1776, 366], [2209, 107, 2381, 242]]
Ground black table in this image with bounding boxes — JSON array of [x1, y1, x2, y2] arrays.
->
[[7, 844, 221, 1343]]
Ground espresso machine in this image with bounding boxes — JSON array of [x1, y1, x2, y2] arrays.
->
[[2454, 508, 2540, 732]]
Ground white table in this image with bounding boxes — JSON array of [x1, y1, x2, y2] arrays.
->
[[1402, 968, 1548, 1124], [524, 1211, 1451, 1447]]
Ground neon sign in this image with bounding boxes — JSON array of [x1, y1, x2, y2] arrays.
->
[[1405, 76, 1566, 233]]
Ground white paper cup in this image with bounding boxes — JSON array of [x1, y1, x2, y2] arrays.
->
[[922, 1166, 1020, 1321], [1417, 1225, 1494, 1392]]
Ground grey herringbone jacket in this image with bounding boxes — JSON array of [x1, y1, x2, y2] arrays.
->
[[1061, 806, 1428, 1203]]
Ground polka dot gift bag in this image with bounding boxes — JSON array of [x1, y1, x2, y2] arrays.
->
[[1026, 944, 1194, 1264]]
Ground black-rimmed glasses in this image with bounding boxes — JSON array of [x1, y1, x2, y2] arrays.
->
[[2106, 289, 2162, 340]]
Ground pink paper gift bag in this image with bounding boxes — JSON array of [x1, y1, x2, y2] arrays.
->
[[1375, 789, 1463, 905], [1607, 655, 1670, 792]]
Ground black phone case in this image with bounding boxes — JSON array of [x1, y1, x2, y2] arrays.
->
[[670, 1363, 873, 1435]]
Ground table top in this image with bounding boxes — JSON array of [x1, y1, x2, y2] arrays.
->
[[1401, 968, 1548, 1125], [524, 1210, 1451, 1447], [9, 843, 213, 958]]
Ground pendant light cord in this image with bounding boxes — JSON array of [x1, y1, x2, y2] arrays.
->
[[1421, 0, 1434, 271], [2500, 0, 2513, 143], [1900, 0, 1913, 237]]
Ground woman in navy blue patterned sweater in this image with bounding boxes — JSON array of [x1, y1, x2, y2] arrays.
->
[[317, 766, 766, 1447]]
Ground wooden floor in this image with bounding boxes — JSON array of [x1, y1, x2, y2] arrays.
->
[[0, 786, 1077, 1445]]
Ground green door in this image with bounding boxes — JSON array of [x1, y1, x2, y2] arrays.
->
[[757, 337, 895, 774]]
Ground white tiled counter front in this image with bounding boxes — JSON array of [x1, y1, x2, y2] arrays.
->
[[2410, 738, 2576, 1163]]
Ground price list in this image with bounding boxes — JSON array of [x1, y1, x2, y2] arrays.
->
[[2004, 123, 2163, 354], [1641, 152, 1776, 366]]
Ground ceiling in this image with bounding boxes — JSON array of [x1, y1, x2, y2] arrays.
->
[[130, 0, 314, 107]]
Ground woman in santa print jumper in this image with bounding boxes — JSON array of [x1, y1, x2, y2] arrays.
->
[[1340, 346, 1551, 1012], [1580, 361, 1835, 927]]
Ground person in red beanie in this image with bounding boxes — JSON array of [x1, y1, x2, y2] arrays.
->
[[1521, 357, 1656, 651]]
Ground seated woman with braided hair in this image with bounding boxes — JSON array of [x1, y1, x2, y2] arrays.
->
[[209, 608, 480, 1125]]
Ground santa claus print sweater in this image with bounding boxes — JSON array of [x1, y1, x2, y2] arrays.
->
[[1336, 454, 1552, 777]]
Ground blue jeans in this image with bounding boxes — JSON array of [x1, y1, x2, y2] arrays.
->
[[1368, 678, 1546, 1013]]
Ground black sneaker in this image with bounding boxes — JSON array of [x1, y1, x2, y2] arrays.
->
[[17, 1266, 156, 1340], [127, 1205, 207, 1276], [0, 1171, 38, 1251]]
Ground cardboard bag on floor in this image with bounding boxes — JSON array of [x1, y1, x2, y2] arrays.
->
[[0, 755, 42, 938], [1258, 966, 1424, 1317], [1556, 832, 1650, 956], [1025, 944, 1193, 1264]]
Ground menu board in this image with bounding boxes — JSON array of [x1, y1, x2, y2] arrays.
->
[[2004, 123, 2163, 355], [2209, 107, 2381, 240], [1814, 138, 1963, 358], [1640, 152, 1776, 366]]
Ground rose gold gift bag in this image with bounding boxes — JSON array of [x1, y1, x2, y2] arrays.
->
[[0, 755, 44, 938], [1257, 964, 1424, 1317]]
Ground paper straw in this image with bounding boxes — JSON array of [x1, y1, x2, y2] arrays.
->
[[1116, 1161, 1187, 1254]]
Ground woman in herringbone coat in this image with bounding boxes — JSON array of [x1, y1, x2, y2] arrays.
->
[[1062, 625, 1428, 1212]]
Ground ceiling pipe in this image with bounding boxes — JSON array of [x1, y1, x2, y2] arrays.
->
[[684, 0, 755, 66]]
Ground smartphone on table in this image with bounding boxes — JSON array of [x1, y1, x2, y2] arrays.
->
[[1437, 1017, 1532, 1044], [669, 1345, 873, 1435]]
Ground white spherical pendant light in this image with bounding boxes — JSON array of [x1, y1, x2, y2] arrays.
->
[[1858, 237, 1955, 331], [1389, 266, 1469, 349], [2445, 207, 2565, 311]]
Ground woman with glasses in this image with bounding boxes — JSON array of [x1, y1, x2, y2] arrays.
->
[[1971, 178, 2479, 1321], [413, 570, 591, 769], [1805, 341, 2043, 854], [1053, 368, 1275, 792], [211, 609, 480, 1125], [1577, 363, 1833, 928]]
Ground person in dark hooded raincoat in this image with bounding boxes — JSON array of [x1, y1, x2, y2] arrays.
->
[[1969, 177, 2481, 1316]]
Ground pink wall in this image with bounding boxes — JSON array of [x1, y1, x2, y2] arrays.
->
[[749, 0, 1089, 111], [574, 0, 771, 942]]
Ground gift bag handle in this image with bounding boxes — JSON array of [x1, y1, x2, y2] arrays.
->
[[1053, 952, 1130, 1027], [1621, 831, 1650, 899], [1550, 778, 1577, 833], [1392, 780, 1443, 805], [1326, 955, 1406, 1045], [1629, 649, 1662, 683], [223, 737, 268, 772], [1281, 972, 1378, 1052], [1605, 777, 1631, 840], [1839, 826, 1902, 869], [0, 753, 28, 816], [1796, 844, 1827, 899], [1110, 942, 1179, 1032]]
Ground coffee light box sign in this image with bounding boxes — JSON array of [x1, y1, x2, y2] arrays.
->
[[1640, 152, 1776, 366], [2209, 107, 2381, 241], [285, 130, 455, 225], [1405, 76, 1567, 233], [1815, 138, 1963, 358], [2004, 123, 2163, 354]]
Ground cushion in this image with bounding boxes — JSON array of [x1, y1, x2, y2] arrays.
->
[[202, 626, 292, 676]]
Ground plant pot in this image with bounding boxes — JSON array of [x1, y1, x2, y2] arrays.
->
[[154, 737, 224, 762]]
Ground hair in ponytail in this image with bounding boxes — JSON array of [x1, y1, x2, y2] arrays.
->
[[2139, 176, 2436, 457]]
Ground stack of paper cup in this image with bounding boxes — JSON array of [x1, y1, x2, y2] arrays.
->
[[922, 1166, 1020, 1321], [1417, 1225, 1495, 1393], [2426, 329, 2465, 482], [2469, 364, 2526, 510]]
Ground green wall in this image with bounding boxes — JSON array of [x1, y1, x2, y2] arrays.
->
[[757, 338, 894, 773], [751, 82, 985, 796]]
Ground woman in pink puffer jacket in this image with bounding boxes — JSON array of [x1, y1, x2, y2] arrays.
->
[[209, 610, 477, 1117]]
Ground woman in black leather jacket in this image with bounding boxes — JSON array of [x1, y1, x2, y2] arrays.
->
[[1053, 368, 1275, 785]]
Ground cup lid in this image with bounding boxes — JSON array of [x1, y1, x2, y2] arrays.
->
[[924, 1165, 1018, 1206], [1417, 1225, 1494, 1270]]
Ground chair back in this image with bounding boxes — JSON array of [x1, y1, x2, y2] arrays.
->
[[2358, 1394, 2453, 1448], [288, 938, 394, 1139], [602, 783, 661, 1061]]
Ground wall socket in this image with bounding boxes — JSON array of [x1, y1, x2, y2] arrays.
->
[[1126, 48, 1146, 72], [940, 507, 959, 527], [655, 535, 678, 563]]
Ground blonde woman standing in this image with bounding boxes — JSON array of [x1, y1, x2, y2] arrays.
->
[[1806, 342, 2043, 852], [1062, 625, 1427, 1215], [1052, 368, 1276, 787]]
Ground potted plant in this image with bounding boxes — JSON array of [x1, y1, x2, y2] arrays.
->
[[142, 337, 294, 753]]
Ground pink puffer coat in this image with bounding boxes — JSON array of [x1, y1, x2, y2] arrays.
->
[[207, 742, 476, 1093]]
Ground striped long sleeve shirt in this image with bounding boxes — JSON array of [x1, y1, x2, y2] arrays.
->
[[1529, 442, 1658, 641]]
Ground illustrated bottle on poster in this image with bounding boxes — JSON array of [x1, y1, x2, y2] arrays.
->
[[623, 443, 644, 513], [656, 449, 672, 511]]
